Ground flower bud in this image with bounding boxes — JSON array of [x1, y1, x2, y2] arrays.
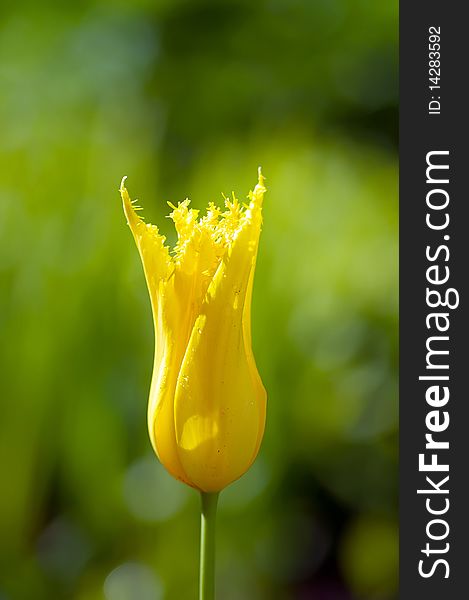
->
[[121, 171, 267, 492]]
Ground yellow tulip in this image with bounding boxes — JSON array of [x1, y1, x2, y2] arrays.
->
[[120, 170, 267, 492]]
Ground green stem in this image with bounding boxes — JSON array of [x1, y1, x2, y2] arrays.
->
[[199, 491, 219, 600]]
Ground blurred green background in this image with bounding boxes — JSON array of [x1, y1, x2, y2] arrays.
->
[[0, 0, 397, 599]]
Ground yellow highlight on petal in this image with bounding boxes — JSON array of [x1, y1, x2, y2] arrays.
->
[[120, 170, 267, 492], [179, 415, 219, 452]]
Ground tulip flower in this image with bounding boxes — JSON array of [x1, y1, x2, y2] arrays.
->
[[120, 170, 267, 599]]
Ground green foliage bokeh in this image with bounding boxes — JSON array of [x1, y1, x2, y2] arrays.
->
[[0, 1, 397, 599]]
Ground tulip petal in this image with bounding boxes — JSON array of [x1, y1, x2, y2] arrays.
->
[[173, 175, 267, 491], [120, 178, 173, 310], [120, 180, 192, 485]]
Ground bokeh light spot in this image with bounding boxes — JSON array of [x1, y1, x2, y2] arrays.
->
[[104, 562, 162, 600], [123, 455, 189, 522]]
